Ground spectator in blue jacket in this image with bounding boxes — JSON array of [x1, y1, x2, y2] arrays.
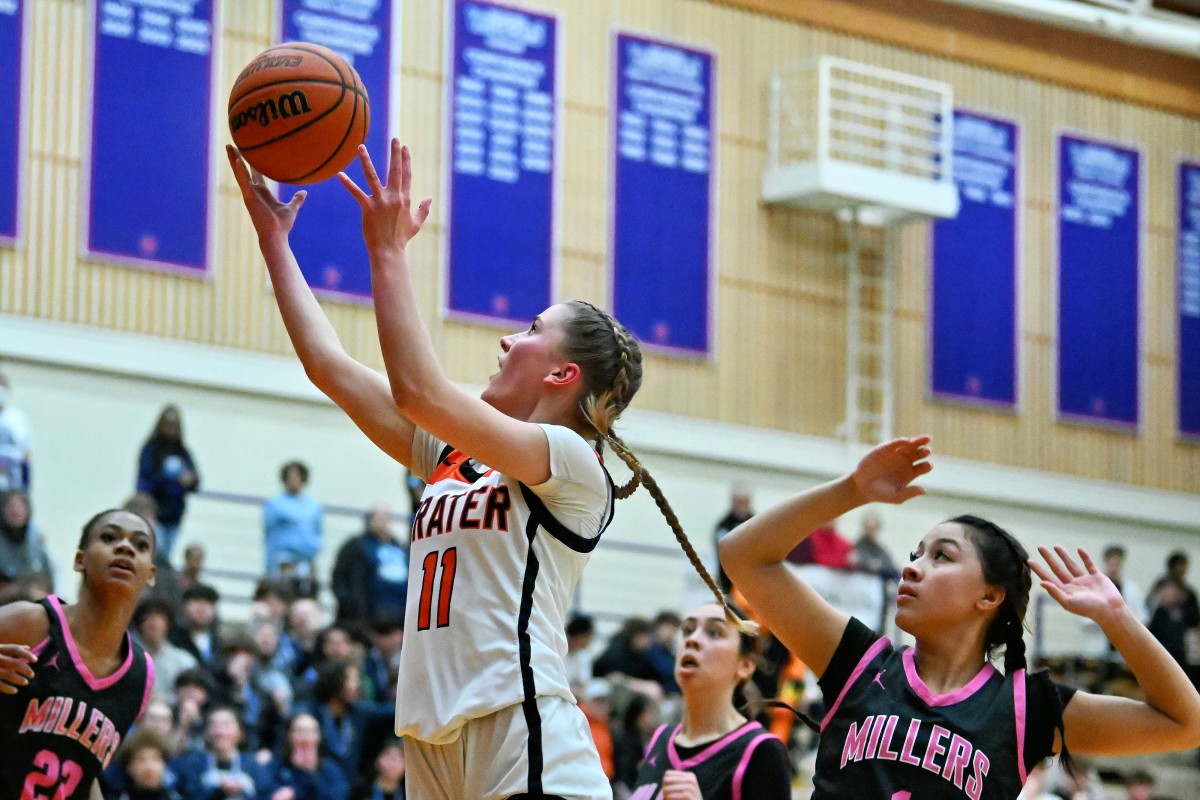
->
[[262, 460, 322, 598], [261, 713, 349, 800], [137, 405, 200, 560], [170, 706, 273, 800]]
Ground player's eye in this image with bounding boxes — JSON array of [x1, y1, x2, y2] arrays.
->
[[908, 550, 920, 561]]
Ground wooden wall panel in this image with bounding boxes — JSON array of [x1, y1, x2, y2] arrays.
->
[[2, 0, 1197, 492]]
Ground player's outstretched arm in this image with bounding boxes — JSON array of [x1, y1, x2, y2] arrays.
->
[[0, 602, 49, 694], [341, 139, 557, 487], [720, 436, 932, 677], [227, 146, 417, 467], [1032, 547, 1200, 755]]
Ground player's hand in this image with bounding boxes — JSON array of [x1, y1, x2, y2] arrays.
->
[[226, 145, 307, 241], [338, 138, 432, 252], [849, 435, 932, 505], [661, 769, 702, 800], [1030, 546, 1125, 623], [0, 644, 36, 694]]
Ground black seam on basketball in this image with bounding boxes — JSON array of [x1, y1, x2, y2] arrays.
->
[[228, 78, 359, 112], [234, 87, 367, 156], [290, 80, 366, 183]]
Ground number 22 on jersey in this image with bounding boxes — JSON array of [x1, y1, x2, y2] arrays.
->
[[417, 547, 457, 630]]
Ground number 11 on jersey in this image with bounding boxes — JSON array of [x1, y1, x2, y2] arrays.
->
[[417, 547, 457, 630]]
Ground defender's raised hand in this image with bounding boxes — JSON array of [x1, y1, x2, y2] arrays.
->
[[850, 435, 933, 505], [1031, 546, 1125, 621], [227, 145, 307, 241]]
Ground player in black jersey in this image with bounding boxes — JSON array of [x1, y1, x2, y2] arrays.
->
[[629, 602, 790, 800], [0, 508, 157, 800], [720, 436, 1200, 800]]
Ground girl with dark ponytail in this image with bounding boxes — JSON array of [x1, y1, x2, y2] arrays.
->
[[719, 436, 1200, 800]]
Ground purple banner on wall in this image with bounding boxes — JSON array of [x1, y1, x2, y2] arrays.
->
[[446, 0, 556, 325], [86, 0, 213, 273], [1180, 162, 1200, 439], [281, 0, 393, 302], [611, 34, 714, 356], [931, 110, 1018, 407], [0, 0, 23, 244], [1057, 134, 1140, 427]]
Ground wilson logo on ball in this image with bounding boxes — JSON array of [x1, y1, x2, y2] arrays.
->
[[229, 91, 313, 133]]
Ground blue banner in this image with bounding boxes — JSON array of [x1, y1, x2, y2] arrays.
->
[[1180, 162, 1200, 439], [86, 0, 213, 273], [281, 0, 392, 302], [1057, 134, 1140, 427], [0, 0, 24, 244], [931, 110, 1018, 407], [611, 34, 714, 356], [446, 0, 556, 325]]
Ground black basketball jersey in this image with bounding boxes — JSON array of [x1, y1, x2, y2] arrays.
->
[[813, 617, 1072, 800], [0, 596, 153, 800], [628, 719, 789, 800]]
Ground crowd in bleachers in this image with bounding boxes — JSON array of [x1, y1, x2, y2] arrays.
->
[[4, 389, 1200, 799]]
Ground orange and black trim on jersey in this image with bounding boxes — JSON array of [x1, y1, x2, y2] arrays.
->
[[431, 445, 493, 485]]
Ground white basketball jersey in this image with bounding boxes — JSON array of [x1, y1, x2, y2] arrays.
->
[[394, 424, 614, 745]]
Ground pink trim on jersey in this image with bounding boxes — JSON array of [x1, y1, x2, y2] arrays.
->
[[902, 648, 996, 707], [1014, 668, 1028, 784], [821, 636, 890, 731], [30, 637, 50, 657], [732, 732, 777, 800], [668, 721, 763, 770], [644, 723, 669, 760], [137, 652, 156, 722], [46, 595, 135, 691]]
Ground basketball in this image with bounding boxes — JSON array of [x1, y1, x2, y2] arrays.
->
[[228, 42, 369, 185]]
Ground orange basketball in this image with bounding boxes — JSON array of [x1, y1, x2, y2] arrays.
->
[[228, 42, 369, 185]]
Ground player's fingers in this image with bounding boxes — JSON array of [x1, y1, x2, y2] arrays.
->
[[358, 144, 384, 194], [288, 190, 307, 211], [1036, 546, 1073, 584], [1054, 545, 1085, 578], [399, 141, 412, 198], [0, 683, 17, 695], [1078, 548, 1100, 575], [1028, 558, 1055, 585], [337, 172, 370, 205], [414, 197, 432, 227]]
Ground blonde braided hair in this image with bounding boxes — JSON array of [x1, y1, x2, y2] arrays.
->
[[563, 301, 757, 636]]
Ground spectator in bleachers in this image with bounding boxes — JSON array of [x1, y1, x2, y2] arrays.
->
[[217, 632, 291, 755], [647, 610, 682, 696], [611, 691, 659, 799], [170, 706, 272, 800], [172, 668, 217, 756], [361, 616, 403, 704], [249, 578, 292, 629], [126, 492, 184, 612], [593, 616, 665, 703], [330, 504, 408, 628], [1148, 551, 1200, 682], [297, 660, 392, 787], [250, 618, 297, 685], [102, 699, 186, 797], [0, 487, 53, 604], [278, 598, 324, 680], [137, 404, 201, 560], [578, 678, 616, 783], [170, 582, 226, 675], [787, 522, 857, 570], [353, 737, 405, 800], [0, 369, 33, 493], [135, 597, 200, 705], [564, 613, 595, 693], [854, 511, 898, 580], [713, 481, 754, 592], [261, 712, 350, 800], [179, 543, 208, 595], [112, 727, 182, 800], [263, 460, 323, 599]]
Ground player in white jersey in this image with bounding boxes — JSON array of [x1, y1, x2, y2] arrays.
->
[[228, 140, 746, 800]]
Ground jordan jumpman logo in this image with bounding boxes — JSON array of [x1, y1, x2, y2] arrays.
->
[[44, 654, 59, 671], [872, 670, 886, 690]]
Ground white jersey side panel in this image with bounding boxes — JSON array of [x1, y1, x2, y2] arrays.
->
[[394, 424, 613, 744]]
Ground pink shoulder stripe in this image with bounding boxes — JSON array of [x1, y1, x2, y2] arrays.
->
[[670, 721, 763, 771], [821, 636, 890, 731], [902, 648, 996, 707], [46, 595, 135, 690], [732, 732, 778, 800], [644, 724, 670, 760], [1014, 669, 1028, 784], [30, 637, 50, 657]]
